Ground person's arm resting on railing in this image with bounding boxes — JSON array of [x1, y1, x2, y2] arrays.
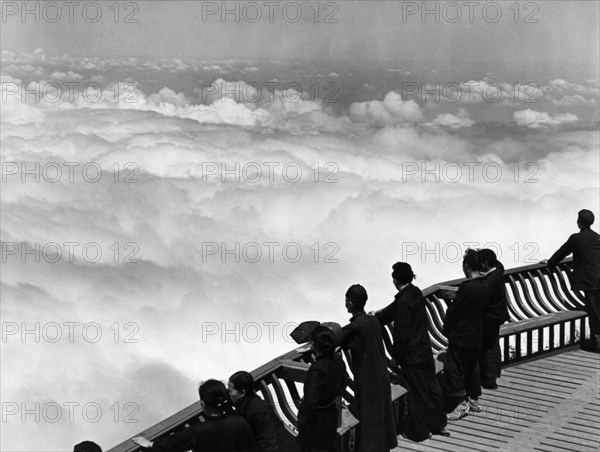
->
[[133, 425, 197, 452], [443, 284, 467, 338], [374, 302, 394, 326], [547, 236, 575, 268]]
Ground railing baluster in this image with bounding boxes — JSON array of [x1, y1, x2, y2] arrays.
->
[[503, 336, 510, 362]]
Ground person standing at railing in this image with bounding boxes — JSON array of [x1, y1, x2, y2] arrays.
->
[[374, 262, 449, 441], [132, 380, 258, 451], [546, 209, 600, 353], [297, 325, 348, 452], [228, 371, 298, 452], [337, 284, 398, 452], [478, 249, 510, 389], [443, 249, 489, 420]]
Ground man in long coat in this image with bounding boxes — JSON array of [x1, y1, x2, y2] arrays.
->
[[375, 262, 448, 440], [338, 284, 398, 452]]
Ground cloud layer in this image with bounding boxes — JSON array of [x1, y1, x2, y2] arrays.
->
[[1, 53, 599, 450]]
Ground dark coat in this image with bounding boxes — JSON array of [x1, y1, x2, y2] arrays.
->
[[151, 413, 258, 452], [297, 354, 348, 451], [340, 312, 398, 452], [483, 266, 509, 325], [548, 227, 600, 291], [443, 277, 489, 349], [234, 395, 297, 452], [375, 284, 433, 366]]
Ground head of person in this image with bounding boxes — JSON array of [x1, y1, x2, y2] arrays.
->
[[74, 442, 102, 452], [310, 325, 335, 358], [577, 209, 595, 230], [228, 371, 256, 405], [478, 249, 498, 272], [345, 284, 368, 314], [462, 248, 482, 278], [391, 262, 415, 290], [198, 379, 229, 413]]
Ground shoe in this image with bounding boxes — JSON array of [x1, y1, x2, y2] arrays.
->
[[447, 401, 470, 421], [469, 398, 482, 413], [432, 427, 451, 437], [580, 339, 599, 353], [401, 432, 432, 442], [482, 379, 498, 390]]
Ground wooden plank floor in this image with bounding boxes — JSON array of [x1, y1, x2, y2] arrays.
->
[[393, 348, 600, 452]]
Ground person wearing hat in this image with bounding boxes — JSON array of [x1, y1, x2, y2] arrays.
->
[[375, 262, 449, 441], [337, 284, 398, 452], [545, 209, 600, 352]]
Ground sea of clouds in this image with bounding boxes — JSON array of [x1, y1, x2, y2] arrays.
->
[[1, 50, 598, 449]]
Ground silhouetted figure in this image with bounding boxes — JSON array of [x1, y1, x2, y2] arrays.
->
[[443, 250, 489, 420], [478, 249, 509, 389], [338, 284, 398, 452], [297, 326, 348, 452], [547, 209, 600, 352], [74, 441, 102, 452], [228, 371, 298, 452], [133, 380, 257, 451], [375, 262, 449, 441]]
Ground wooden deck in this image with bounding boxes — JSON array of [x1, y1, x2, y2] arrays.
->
[[394, 348, 600, 452]]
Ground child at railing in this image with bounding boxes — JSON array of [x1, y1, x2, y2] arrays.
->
[[297, 325, 348, 452]]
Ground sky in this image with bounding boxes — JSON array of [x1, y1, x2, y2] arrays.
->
[[1, 1, 599, 450]]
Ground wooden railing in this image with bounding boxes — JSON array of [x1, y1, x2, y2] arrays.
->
[[419, 258, 588, 363], [108, 257, 589, 452]]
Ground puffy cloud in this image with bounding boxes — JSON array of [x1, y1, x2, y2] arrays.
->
[[513, 109, 579, 128], [425, 109, 475, 129], [349, 92, 425, 126]]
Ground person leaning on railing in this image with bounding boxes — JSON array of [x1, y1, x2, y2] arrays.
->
[[337, 284, 398, 452], [545, 209, 600, 353], [443, 249, 489, 421], [132, 380, 258, 451], [478, 249, 509, 389], [374, 262, 449, 441], [297, 325, 348, 452], [228, 371, 298, 452]]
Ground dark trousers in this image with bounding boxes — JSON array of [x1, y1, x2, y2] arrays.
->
[[584, 289, 600, 335], [480, 323, 502, 380], [444, 344, 481, 412], [402, 361, 447, 441]]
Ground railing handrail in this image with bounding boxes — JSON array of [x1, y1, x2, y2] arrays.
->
[[108, 257, 578, 452], [421, 257, 573, 297]]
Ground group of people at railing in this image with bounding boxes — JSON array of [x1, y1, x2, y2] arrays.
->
[[73, 209, 599, 452]]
